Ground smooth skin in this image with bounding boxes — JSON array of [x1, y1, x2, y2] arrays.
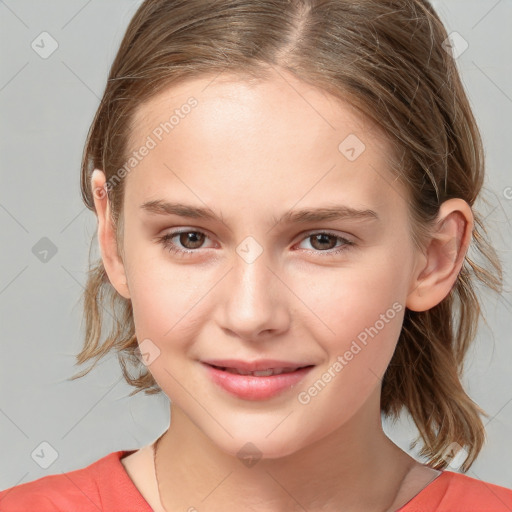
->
[[91, 67, 473, 512]]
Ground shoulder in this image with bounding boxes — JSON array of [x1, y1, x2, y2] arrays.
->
[[447, 472, 512, 509], [0, 450, 152, 512], [403, 470, 512, 512]]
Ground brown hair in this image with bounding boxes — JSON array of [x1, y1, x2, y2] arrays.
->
[[72, 0, 503, 472]]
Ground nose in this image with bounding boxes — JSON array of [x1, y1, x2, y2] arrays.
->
[[216, 245, 291, 342]]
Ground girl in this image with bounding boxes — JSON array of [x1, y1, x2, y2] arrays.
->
[[1, 0, 511, 510]]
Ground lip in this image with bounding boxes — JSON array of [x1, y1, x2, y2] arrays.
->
[[201, 362, 315, 401], [201, 358, 314, 372]]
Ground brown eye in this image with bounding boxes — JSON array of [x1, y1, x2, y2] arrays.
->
[[177, 231, 205, 249], [297, 231, 355, 256], [157, 230, 213, 257], [309, 233, 338, 251]]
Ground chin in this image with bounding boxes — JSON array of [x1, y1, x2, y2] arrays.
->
[[211, 429, 308, 464]]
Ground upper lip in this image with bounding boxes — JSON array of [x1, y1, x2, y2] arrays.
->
[[202, 359, 314, 371]]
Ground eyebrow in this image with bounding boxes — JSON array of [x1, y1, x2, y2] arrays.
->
[[140, 200, 379, 224]]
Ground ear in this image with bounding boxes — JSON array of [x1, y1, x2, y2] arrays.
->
[[90, 169, 131, 299], [406, 198, 473, 312]]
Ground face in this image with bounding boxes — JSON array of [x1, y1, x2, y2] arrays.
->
[[103, 69, 425, 459]]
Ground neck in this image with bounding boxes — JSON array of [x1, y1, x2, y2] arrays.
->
[[153, 391, 416, 512]]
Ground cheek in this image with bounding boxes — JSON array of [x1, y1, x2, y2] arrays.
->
[[295, 251, 410, 374], [125, 249, 208, 345], [292, 262, 407, 421], [138, 290, 195, 338]]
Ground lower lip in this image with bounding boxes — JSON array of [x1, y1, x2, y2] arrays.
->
[[202, 363, 314, 400]]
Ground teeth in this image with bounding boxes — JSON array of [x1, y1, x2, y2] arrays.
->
[[223, 367, 300, 376]]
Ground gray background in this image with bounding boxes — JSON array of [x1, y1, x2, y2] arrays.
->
[[1, 0, 511, 492]]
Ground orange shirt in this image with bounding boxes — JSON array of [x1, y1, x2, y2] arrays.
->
[[1, 450, 511, 511]]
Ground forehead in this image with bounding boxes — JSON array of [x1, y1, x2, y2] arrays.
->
[[129, 70, 387, 147], [123, 70, 407, 218]]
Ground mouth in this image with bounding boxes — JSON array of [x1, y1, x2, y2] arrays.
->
[[206, 363, 314, 377], [201, 362, 316, 400]]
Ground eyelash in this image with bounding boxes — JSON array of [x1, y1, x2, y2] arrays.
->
[[156, 229, 355, 258]]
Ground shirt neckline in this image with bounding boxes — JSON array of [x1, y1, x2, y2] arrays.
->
[[115, 450, 154, 510], [114, 450, 449, 511], [395, 470, 449, 511]]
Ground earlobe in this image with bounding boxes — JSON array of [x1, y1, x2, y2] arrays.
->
[[90, 169, 131, 299], [406, 199, 473, 312]]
